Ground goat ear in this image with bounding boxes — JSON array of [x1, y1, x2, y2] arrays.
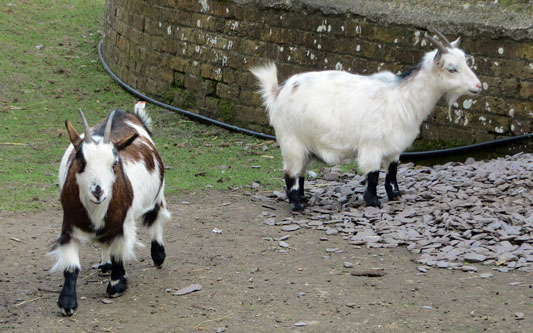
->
[[433, 50, 443, 67], [115, 133, 138, 151], [450, 37, 461, 48], [65, 120, 82, 150]]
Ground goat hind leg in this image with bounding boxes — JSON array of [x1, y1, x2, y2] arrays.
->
[[282, 144, 307, 211], [284, 173, 305, 211], [143, 202, 170, 268], [106, 257, 128, 297], [298, 176, 306, 202]]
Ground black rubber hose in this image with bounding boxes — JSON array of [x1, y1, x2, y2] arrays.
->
[[98, 40, 533, 159], [97, 41, 275, 140], [401, 133, 533, 159]]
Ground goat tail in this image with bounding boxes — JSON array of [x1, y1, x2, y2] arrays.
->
[[134, 101, 153, 134], [250, 62, 279, 111]]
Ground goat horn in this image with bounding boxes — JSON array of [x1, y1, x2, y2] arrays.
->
[[78, 109, 93, 143], [103, 111, 115, 144], [424, 35, 448, 54], [431, 29, 452, 48]]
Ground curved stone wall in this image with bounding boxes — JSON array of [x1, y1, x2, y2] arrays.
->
[[102, 0, 533, 147]]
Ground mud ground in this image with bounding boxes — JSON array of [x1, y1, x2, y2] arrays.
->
[[1, 191, 531, 332]]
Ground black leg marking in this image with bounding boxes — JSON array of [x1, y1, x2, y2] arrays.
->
[[385, 161, 401, 201], [151, 240, 166, 268], [142, 204, 160, 227], [284, 174, 304, 211], [298, 176, 306, 202], [363, 171, 381, 207], [106, 258, 128, 298], [97, 262, 112, 275], [58, 268, 79, 316]]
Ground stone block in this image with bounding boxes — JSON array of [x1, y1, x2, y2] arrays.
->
[[478, 75, 518, 99], [144, 18, 163, 37], [216, 83, 240, 100], [239, 88, 262, 107], [519, 81, 533, 99], [500, 59, 532, 80], [200, 63, 223, 81], [241, 39, 267, 57]]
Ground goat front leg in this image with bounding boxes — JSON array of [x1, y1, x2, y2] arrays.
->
[[363, 171, 381, 207], [285, 173, 304, 211], [106, 257, 128, 298], [385, 161, 401, 201], [54, 239, 81, 316], [58, 268, 79, 316]]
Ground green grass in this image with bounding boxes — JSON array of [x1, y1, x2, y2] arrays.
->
[[0, 0, 292, 211]]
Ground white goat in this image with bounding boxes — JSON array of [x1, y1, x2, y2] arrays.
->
[[251, 31, 481, 210], [50, 102, 171, 315]]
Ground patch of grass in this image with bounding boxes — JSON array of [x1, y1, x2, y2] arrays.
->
[[0, 0, 284, 211]]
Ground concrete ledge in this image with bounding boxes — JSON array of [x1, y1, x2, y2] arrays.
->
[[247, 0, 533, 40]]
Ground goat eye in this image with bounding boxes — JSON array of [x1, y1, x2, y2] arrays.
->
[[448, 67, 458, 73]]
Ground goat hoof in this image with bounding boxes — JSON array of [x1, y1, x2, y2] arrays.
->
[[363, 193, 381, 207], [58, 295, 78, 317], [387, 191, 402, 201], [97, 262, 112, 275], [291, 202, 305, 211], [151, 240, 166, 268], [365, 200, 381, 208], [106, 277, 128, 298]]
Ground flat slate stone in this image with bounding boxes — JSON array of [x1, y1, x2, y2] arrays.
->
[[173, 284, 202, 296], [281, 225, 301, 232]]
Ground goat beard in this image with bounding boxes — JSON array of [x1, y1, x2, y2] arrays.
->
[[444, 92, 461, 123]]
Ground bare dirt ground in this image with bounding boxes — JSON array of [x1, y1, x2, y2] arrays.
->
[[1, 191, 531, 333]]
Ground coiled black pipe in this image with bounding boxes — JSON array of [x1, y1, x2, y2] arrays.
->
[[97, 41, 274, 140], [98, 40, 532, 159]]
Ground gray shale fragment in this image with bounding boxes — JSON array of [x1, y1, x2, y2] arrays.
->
[[268, 153, 533, 272], [281, 225, 300, 232], [464, 253, 486, 263], [279, 241, 289, 248], [343, 262, 355, 268], [173, 284, 202, 296]]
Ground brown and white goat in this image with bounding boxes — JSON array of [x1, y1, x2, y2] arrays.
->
[[49, 103, 170, 316]]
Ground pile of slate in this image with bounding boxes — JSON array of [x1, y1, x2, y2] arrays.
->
[[259, 153, 533, 272]]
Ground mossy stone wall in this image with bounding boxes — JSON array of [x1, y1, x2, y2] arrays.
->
[[102, 0, 533, 146]]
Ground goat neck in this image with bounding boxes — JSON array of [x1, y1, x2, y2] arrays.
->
[[396, 51, 447, 126]]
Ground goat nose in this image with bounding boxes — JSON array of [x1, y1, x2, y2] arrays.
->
[[92, 185, 103, 199], [475, 82, 482, 89]]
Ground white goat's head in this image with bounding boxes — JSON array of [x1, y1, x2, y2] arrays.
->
[[65, 110, 136, 205], [424, 30, 482, 102]]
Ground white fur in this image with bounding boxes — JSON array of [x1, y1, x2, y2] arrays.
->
[[107, 210, 143, 262], [148, 195, 170, 244], [49, 240, 80, 272], [124, 157, 162, 219], [134, 101, 152, 133], [251, 43, 481, 176]]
